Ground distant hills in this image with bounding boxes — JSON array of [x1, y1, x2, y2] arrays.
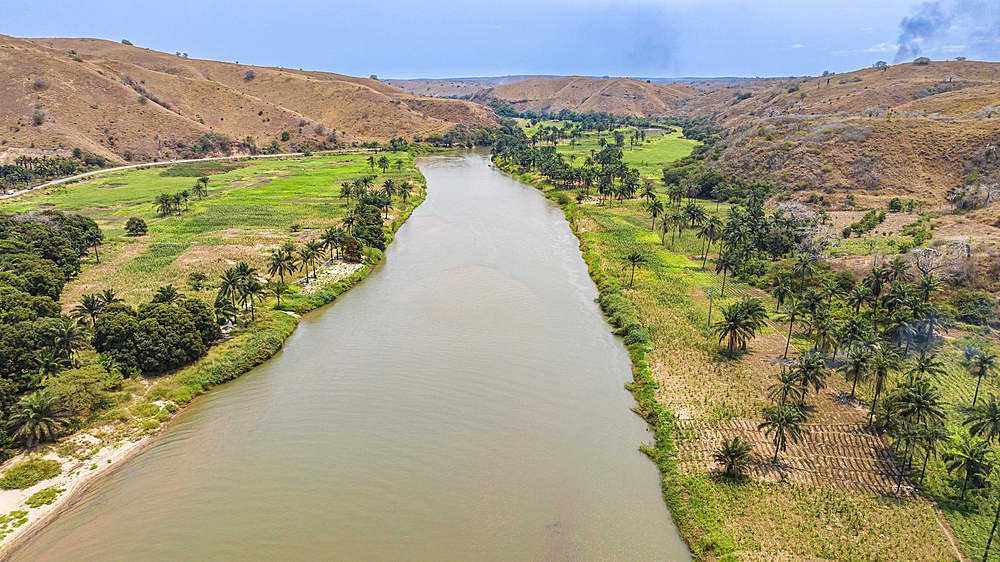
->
[[0, 35, 499, 165]]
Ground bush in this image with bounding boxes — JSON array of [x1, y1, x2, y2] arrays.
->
[[121, 39, 133, 45], [124, 217, 147, 236], [45, 364, 120, 414], [951, 290, 998, 326], [888, 197, 902, 211], [31, 114, 44, 126], [244, 69, 256, 81], [25, 486, 65, 508], [280, 131, 290, 142], [0, 459, 61, 490], [913, 57, 931, 65]]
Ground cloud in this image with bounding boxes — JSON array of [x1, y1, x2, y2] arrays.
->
[[791, 44, 806, 49]]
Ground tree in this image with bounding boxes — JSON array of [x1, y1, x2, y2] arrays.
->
[[715, 251, 738, 297], [623, 250, 647, 288], [966, 395, 1000, 443], [908, 350, 946, 380], [714, 297, 768, 353], [944, 436, 994, 500], [759, 403, 808, 462], [268, 281, 293, 308], [843, 346, 872, 399], [217, 268, 244, 308], [918, 423, 950, 484], [240, 278, 265, 322], [82, 228, 104, 263], [298, 245, 319, 283], [124, 217, 147, 236], [772, 276, 793, 312], [967, 350, 999, 408], [267, 249, 296, 283], [645, 197, 664, 230], [71, 293, 103, 326], [793, 350, 828, 404], [868, 344, 899, 426], [155, 193, 174, 217], [188, 272, 209, 291], [792, 254, 817, 299], [713, 436, 754, 477], [97, 288, 122, 308], [768, 367, 807, 405], [152, 284, 183, 305], [7, 389, 69, 447], [49, 317, 88, 367], [776, 299, 807, 360], [193, 176, 209, 199]]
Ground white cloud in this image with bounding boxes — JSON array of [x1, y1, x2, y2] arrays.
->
[[791, 44, 805, 49], [940, 44, 967, 52]]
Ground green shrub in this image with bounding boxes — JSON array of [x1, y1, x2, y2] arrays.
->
[[888, 197, 903, 211], [24, 486, 65, 508], [951, 290, 998, 326], [125, 217, 148, 236], [0, 459, 61, 490], [45, 364, 119, 414], [280, 131, 291, 142]]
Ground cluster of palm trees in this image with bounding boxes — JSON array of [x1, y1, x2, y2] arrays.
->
[[366, 155, 402, 174], [340, 175, 412, 220], [155, 177, 209, 217]]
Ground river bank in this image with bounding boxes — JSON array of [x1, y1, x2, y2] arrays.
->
[[0, 154, 427, 557]]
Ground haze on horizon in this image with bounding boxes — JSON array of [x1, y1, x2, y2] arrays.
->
[[1, 0, 998, 79]]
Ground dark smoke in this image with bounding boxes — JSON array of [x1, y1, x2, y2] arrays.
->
[[895, 1, 953, 62]]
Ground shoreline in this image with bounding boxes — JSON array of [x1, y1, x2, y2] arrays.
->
[[0, 160, 429, 558]]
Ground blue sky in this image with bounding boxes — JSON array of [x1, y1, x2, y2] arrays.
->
[[1, 0, 997, 78]]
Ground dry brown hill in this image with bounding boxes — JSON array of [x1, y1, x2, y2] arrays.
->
[[471, 76, 701, 117], [383, 76, 559, 99], [704, 61, 1000, 204], [0, 35, 499, 165]]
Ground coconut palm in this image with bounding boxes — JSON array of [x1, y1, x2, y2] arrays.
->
[[967, 350, 999, 408], [769, 367, 807, 405], [49, 317, 88, 367], [792, 254, 816, 299], [794, 350, 829, 404], [82, 229, 104, 263], [214, 294, 239, 326], [843, 346, 872, 399], [155, 193, 174, 217], [887, 256, 913, 283], [713, 436, 754, 477], [918, 423, 950, 484], [715, 250, 738, 298], [97, 288, 122, 308], [758, 403, 808, 462], [775, 299, 807, 360], [298, 245, 319, 283], [916, 274, 942, 303], [622, 250, 647, 288], [7, 390, 69, 447], [268, 281, 293, 308], [772, 276, 793, 313], [645, 197, 664, 230], [944, 436, 994, 500], [713, 297, 768, 353], [193, 176, 209, 199], [240, 278, 265, 322], [846, 285, 873, 314], [217, 267, 244, 308], [908, 350, 946, 380], [966, 395, 1000, 444], [71, 293, 103, 326], [30, 347, 69, 388], [868, 344, 899, 426], [152, 284, 183, 305], [304, 240, 324, 279], [699, 216, 724, 270]]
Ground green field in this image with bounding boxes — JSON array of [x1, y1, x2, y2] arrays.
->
[[2, 152, 422, 306]]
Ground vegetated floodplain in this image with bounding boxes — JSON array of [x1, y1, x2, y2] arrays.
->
[[490, 119, 991, 561], [0, 151, 425, 520]]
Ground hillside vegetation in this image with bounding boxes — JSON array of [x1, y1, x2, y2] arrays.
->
[[0, 35, 498, 166]]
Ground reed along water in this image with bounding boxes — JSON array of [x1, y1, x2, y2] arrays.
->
[[11, 151, 690, 561]]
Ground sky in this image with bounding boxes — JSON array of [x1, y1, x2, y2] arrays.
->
[[1, 0, 998, 79]]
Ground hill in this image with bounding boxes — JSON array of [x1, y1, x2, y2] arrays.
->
[[0, 35, 499, 165], [470, 76, 702, 117], [704, 61, 1000, 204], [383, 75, 559, 98]]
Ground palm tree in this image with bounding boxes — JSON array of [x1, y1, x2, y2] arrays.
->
[[918, 423, 950, 484], [846, 285, 873, 314], [7, 390, 69, 447], [623, 250, 647, 288], [794, 350, 828, 404], [214, 294, 239, 326], [97, 288, 122, 308], [377, 155, 390, 173], [759, 403, 808, 462], [267, 249, 296, 283], [769, 367, 807, 405], [713, 437, 754, 477], [382, 178, 396, 202], [966, 395, 1000, 443], [71, 293, 103, 326], [944, 436, 994, 500], [916, 274, 942, 303], [775, 299, 807, 360], [792, 254, 816, 299], [713, 297, 768, 353], [843, 346, 872, 399], [887, 256, 913, 283], [715, 250, 738, 298], [193, 176, 209, 199], [967, 350, 999, 408], [772, 276, 793, 312], [908, 350, 946, 380], [298, 245, 319, 283], [820, 278, 842, 309], [304, 241, 324, 278], [645, 198, 664, 230], [152, 284, 183, 305], [49, 317, 88, 367], [82, 229, 104, 263], [868, 344, 899, 426], [218, 268, 244, 308], [268, 281, 293, 308], [155, 193, 173, 217], [31, 347, 69, 388], [240, 278, 265, 322]]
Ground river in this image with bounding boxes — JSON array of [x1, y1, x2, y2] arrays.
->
[[10, 151, 690, 561]]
